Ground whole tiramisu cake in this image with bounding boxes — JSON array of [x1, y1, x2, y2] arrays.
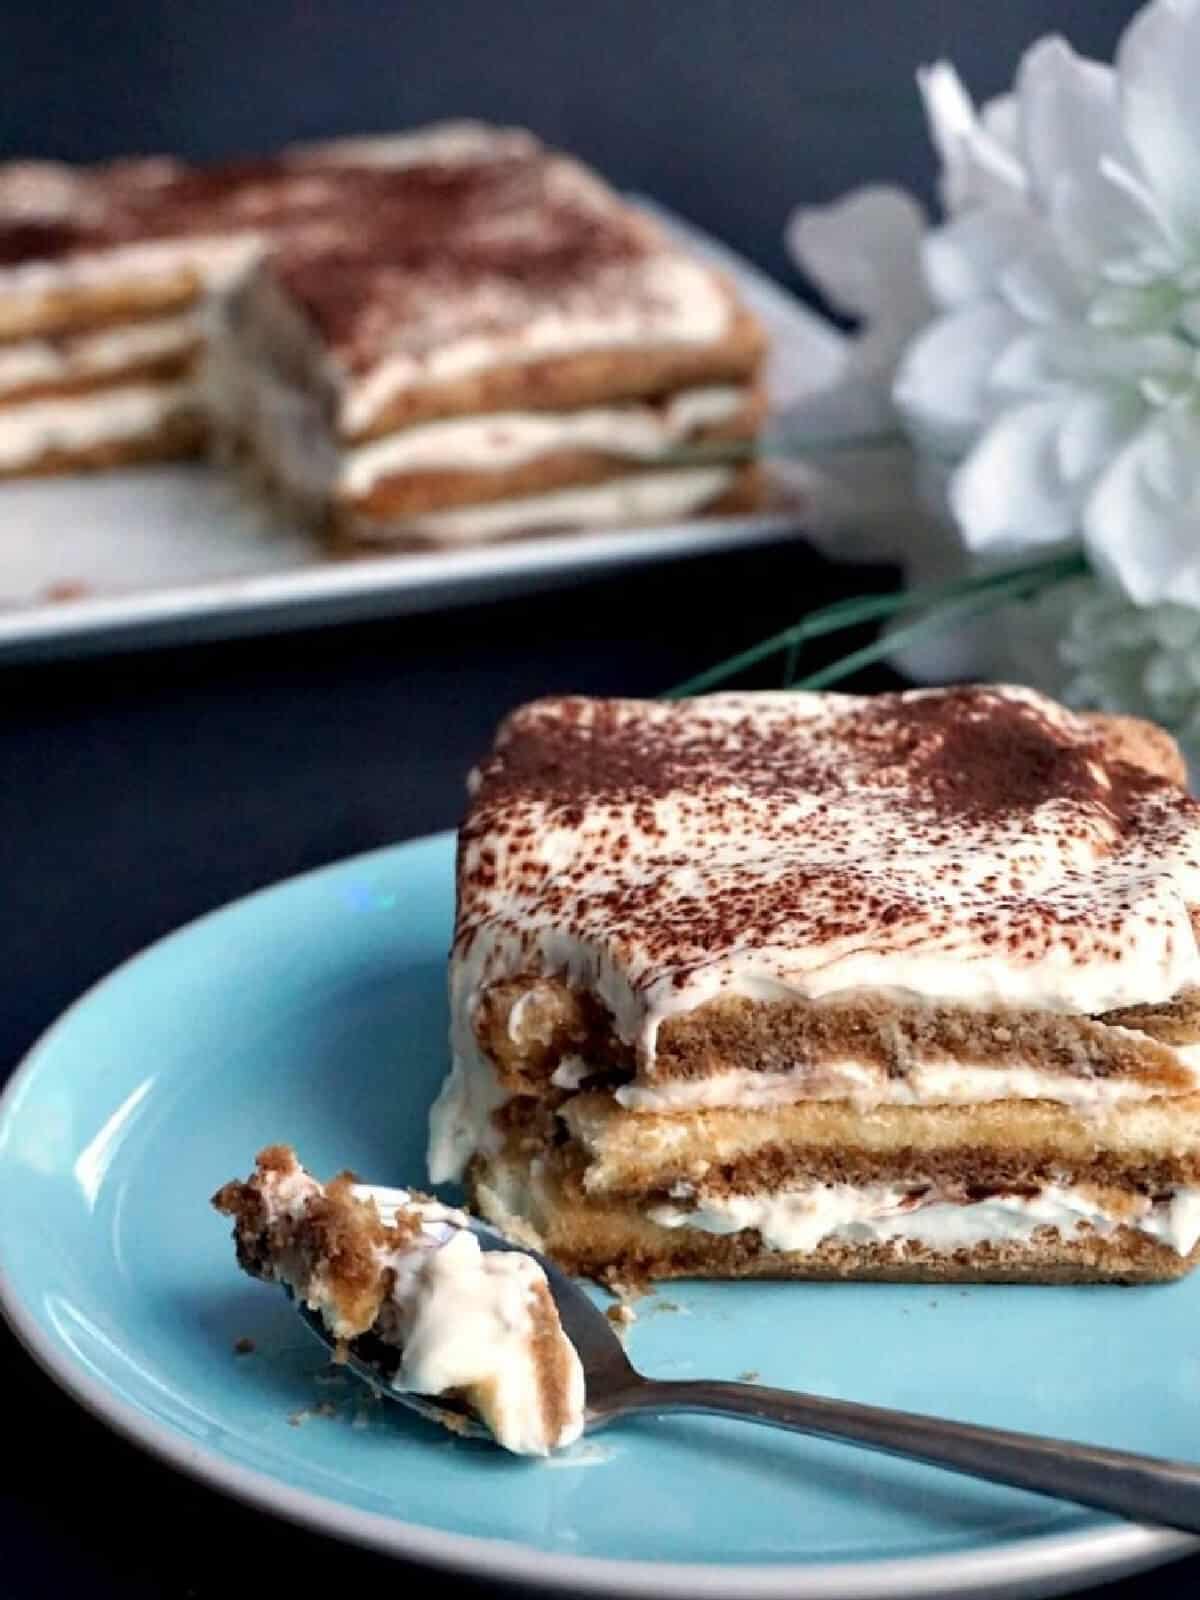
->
[[214, 1146, 585, 1455], [0, 125, 545, 477], [428, 687, 1200, 1284], [0, 122, 765, 542]]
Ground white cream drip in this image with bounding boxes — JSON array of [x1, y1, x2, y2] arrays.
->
[[0, 313, 201, 399], [338, 386, 744, 492], [430, 1004, 513, 1186], [647, 1182, 1200, 1257], [0, 379, 201, 468]]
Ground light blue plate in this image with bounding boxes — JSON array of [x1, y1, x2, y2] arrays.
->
[[1, 833, 1198, 1599]]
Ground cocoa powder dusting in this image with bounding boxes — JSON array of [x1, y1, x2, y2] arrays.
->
[[456, 688, 1199, 997]]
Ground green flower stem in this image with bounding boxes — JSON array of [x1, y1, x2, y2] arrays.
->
[[795, 567, 1072, 690], [664, 549, 1087, 700]]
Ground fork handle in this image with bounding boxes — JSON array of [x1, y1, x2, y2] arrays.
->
[[618, 1379, 1200, 1535]]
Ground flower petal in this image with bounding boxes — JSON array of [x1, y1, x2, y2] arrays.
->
[[997, 239, 1085, 322], [1090, 278, 1185, 333], [1084, 409, 1200, 605], [987, 330, 1061, 394], [1117, 0, 1200, 247], [980, 94, 1020, 153], [917, 62, 1027, 214], [948, 397, 1082, 553], [1144, 648, 1200, 719], [1016, 37, 1124, 207], [893, 302, 1022, 456], [1010, 35, 1172, 277], [1151, 605, 1200, 652], [1045, 167, 1163, 279], [784, 185, 932, 369], [989, 324, 1189, 391], [923, 207, 1040, 309], [1055, 389, 1144, 484]]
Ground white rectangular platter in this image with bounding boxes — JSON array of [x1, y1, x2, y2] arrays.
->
[[0, 204, 847, 660]]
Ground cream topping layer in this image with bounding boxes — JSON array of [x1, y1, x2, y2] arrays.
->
[[431, 688, 1200, 1182], [0, 379, 200, 467], [287, 121, 541, 170], [334, 253, 733, 435], [348, 464, 736, 547], [0, 122, 541, 311], [647, 1182, 1200, 1256], [0, 232, 263, 306], [256, 1165, 584, 1455], [0, 313, 202, 400], [337, 386, 746, 493]]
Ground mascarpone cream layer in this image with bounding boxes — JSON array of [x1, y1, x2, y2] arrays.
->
[[347, 465, 737, 546], [427, 1045, 1200, 1189], [0, 378, 201, 468], [0, 313, 202, 400], [0, 233, 262, 306], [338, 386, 745, 493], [615, 1051, 1200, 1113], [647, 1182, 1200, 1256], [257, 1165, 584, 1455]]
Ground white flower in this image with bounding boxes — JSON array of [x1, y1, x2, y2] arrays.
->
[[785, 186, 933, 403], [772, 187, 949, 561], [893, 0, 1200, 608], [777, 0, 1200, 754]]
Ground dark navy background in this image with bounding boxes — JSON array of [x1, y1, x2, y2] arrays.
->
[[3, 0, 1138, 284], [6, 4, 1196, 1598]]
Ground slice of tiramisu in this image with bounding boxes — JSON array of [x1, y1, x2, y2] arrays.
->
[[213, 1145, 584, 1455], [428, 688, 1200, 1284], [1, 124, 766, 525], [0, 167, 209, 475], [217, 144, 764, 546], [0, 125, 543, 477]]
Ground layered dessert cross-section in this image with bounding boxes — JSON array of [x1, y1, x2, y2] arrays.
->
[[0, 124, 765, 540], [217, 139, 765, 546], [428, 687, 1200, 1284], [213, 1145, 585, 1455], [0, 127, 538, 476]]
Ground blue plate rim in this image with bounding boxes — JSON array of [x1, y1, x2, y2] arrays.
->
[[0, 832, 1195, 1599]]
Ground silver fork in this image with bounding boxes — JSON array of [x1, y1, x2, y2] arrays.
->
[[297, 1210, 1200, 1535]]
